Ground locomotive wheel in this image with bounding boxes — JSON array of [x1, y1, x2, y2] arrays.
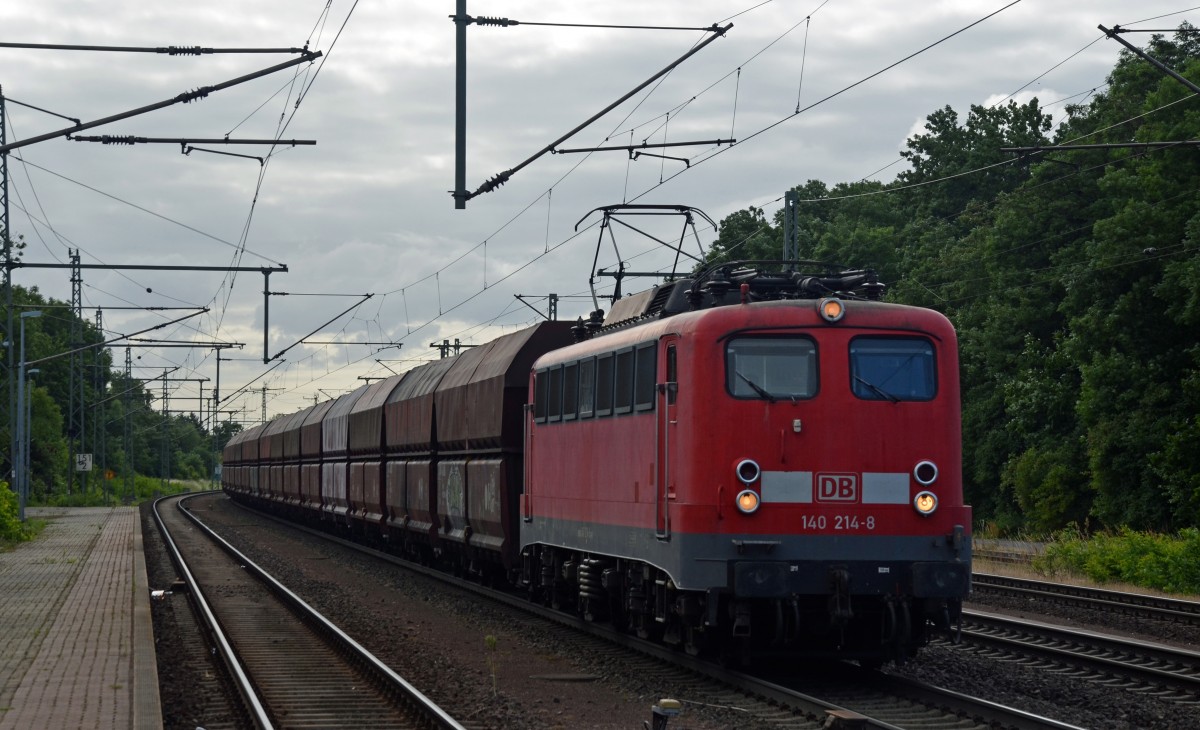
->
[[715, 636, 751, 668], [684, 625, 708, 657]]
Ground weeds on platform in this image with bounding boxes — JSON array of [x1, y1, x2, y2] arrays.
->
[[1035, 525, 1200, 595], [1, 484, 36, 547]]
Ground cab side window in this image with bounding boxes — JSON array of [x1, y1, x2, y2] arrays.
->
[[578, 357, 595, 418], [536, 340, 660, 424], [596, 352, 614, 417], [634, 342, 656, 411]]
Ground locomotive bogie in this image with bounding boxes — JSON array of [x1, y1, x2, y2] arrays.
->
[[517, 539, 963, 660]]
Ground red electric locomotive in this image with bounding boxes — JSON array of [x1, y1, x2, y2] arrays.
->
[[521, 261, 971, 662], [223, 259, 971, 664]]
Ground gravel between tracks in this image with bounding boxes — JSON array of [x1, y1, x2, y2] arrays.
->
[[146, 496, 1200, 730], [152, 495, 754, 730]]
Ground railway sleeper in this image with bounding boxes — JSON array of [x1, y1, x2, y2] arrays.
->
[[519, 545, 727, 655]]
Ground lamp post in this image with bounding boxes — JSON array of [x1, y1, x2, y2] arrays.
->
[[25, 367, 38, 511], [16, 310, 42, 521]]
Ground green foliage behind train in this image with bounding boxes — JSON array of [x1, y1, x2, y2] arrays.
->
[[38, 475, 207, 507], [1036, 527, 1200, 595]]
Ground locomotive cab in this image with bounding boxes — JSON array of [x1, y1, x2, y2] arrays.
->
[[521, 263, 972, 663], [719, 316, 970, 658]]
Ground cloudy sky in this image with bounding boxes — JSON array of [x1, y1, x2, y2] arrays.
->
[[1, 0, 1193, 424]]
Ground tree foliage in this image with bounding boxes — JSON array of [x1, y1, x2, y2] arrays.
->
[[1, 284, 240, 503]]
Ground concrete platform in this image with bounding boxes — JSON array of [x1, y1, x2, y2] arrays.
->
[[0, 506, 162, 730]]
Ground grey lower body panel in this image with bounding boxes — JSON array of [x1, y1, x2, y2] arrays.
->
[[521, 516, 971, 598]]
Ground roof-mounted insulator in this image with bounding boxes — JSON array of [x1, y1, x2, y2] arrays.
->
[[587, 309, 605, 334], [862, 271, 886, 301], [571, 316, 591, 343]]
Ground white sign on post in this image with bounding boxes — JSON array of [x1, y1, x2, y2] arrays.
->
[[75, 453, 93, 472]]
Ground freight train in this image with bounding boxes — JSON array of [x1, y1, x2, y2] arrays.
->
[[223, 260, 972, 664]]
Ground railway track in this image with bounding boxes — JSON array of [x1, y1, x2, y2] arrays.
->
[[215, 494, 1080, 730], [973, 572, 1200, 627], [153, 494, 468, 730], [958, 609, 1200, 703], [973, 540, 1044, 566]]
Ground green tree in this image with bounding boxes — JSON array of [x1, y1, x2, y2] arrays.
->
[[27, 386, 68, 501], [707, 205, 779, 263], [897, 99, 1052, 223], [1, 279, 227, 503]]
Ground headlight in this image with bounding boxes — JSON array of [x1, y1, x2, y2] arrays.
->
[[818, 298, 845, 323], [735, 459, 761, 485], [914, 460, 938, 485], [913, 491, 938, 516], [736, 489, 761, 514]]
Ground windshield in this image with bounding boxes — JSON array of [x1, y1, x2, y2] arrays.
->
[[725, 337, 817, 401], [849, 337, 936, 401]]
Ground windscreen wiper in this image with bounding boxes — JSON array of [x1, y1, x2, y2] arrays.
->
[[853, 374, 899, 403], [736, 370, 776, 403]]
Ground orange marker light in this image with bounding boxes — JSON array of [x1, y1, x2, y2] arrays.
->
[[818, 298, 845, 323], [913, 491, 938, 516], [736, 489, 760, 514]]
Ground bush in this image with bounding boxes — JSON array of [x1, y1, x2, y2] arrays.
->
[[1034, 525, 1200, 594], [36, 475, 205, 507], [1, 484, 34, 544]]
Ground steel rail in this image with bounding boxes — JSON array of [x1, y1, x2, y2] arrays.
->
[[973, 572, 1200, 625], [225, 494, 1080, 730], [962, 609, 1200, 695], [866, 673, 1087, 730], [173, 493, 469, 730], [151, 495, 273, 727]]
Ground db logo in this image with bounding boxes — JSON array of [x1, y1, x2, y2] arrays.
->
[[816, 473, 859, 502]]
